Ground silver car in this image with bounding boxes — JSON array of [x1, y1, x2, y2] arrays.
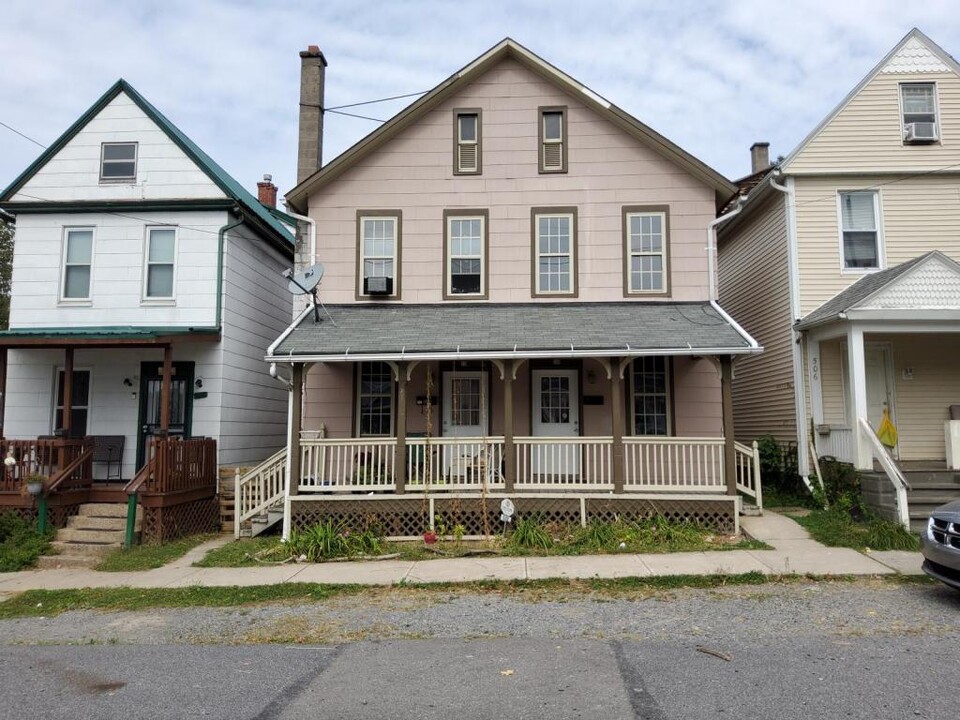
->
[[921, 499, 960, 591]]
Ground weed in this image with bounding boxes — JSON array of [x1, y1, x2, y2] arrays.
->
[[288, 519, 383, 561], [96, 534, 215, 572], [0, 512, 53, 572], [508, 514, 553, 550], [793, 507, 919, 552]]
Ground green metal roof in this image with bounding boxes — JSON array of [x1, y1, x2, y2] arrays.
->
[[0, 79, 295, 250], [0, 326, 218, 339]]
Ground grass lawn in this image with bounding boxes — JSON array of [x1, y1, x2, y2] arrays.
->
[[792, 508, 919, 552], [95, 534, 217, 572]]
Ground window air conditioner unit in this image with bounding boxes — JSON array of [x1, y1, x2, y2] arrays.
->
[[364, 276, 393, 295], [904, 122, 938, 143]]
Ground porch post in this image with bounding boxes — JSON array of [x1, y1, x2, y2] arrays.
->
[[503, 360, 515, 493], [159, 344, 173, 435], [289, 363, 304, 497], [847, 325, 871, 470], [610, 357, 625, 493], [62, 347, 74, 435], [720, 355, 737, 496], [395, 362, 407, 494]]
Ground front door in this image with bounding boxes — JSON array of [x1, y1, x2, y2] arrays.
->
[[441, 370, 488, 479], [136, 361, 194, 467], [865, 345, 896, 454], [531, 369, 580, 477]]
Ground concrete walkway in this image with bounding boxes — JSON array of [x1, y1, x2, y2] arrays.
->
[[0, 512, 925, 593]]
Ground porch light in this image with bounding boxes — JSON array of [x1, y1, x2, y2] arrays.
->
[[123, 378, 133, 387]]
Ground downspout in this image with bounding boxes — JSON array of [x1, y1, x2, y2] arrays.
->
[[283, 205, 316, 266], [768, 172, 812, 485], [270, 363, 293, 388], [707, 196, 745, 301], [217, 208, 244, 330]]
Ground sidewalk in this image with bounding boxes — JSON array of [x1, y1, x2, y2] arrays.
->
[[0, 511, 924, 593]]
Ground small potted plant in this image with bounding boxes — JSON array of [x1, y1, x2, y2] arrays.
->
[[422, 529, 438, 544], [23, 473, 45, 497]]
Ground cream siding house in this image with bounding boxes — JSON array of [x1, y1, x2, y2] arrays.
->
[[717, 28, 960, 528], [0, 80, 295, 540], [245, 40, 763, 540]]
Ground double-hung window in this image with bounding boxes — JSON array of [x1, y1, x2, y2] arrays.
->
[[532, 209, 577, 296], [444, 211, 487, 298], [839, 191, 881, 270], [900, 83, 938, 143], [99, 142, 137, 182], [539, 107, 567, 173], [54, 369, 91, 437], [624, 207, 668, 295], [631, 357, 669, 436], [358, 211, 401, 298], [357, 362, 393, 436], [454, 109, 481, 174], [144, 226, 177, 300], [61, 228, 94, 301]]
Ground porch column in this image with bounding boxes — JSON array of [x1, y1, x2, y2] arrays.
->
[[395, 362, 408, 494], [720, 355, 737, 496], [847, 325, 872, 470], [503, 360, 516, 493], [62, 347, 74, 436], [159, 345, 173, 435], [288, 363, 304, 495], [610, 357, 625, 493]]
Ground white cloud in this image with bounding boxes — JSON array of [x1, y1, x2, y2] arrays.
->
[[2, 0, 960, 200]]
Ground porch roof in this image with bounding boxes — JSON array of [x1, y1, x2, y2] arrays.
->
[[0, 326, 220, 348], [268, 301, 760, 363]]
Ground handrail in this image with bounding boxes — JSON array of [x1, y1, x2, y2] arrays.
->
[[46, 446, 94, 494], [125, 455, 156, 496], [235, 448, 287, 538], [858, 417, 911, 529]]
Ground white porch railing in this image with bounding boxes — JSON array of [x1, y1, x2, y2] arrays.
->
[[734, 440, 763, 511], [299, 438, 397, 492], [816, 426, 854, 464], [514, 436, 613, 490], [406, 436, 505, 490], [858, 417, 911, 529], [234, 448, 287, 538], [624, 437, 725, 491]]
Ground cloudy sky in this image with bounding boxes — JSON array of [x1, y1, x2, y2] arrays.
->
[[3, 0, 960, 201]]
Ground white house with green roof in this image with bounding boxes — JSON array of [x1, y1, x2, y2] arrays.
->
[[0, 79, 296, 544]]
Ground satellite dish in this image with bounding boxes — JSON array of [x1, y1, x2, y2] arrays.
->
[[282, 264, 333, 325], [286, 263, 324, 295]]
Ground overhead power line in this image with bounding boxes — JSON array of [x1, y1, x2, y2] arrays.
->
[[0, 120, 46, 149]]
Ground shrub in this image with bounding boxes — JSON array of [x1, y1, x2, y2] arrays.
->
[[288, 519, 383, 561], [0, 512, 52, 572], [757, 435, 806, 496], [508, 515, 552, 550]]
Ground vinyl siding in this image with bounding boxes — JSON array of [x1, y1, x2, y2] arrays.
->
[[818, 338, 847, 425], [786, 71, 960, 174], [218, 224, 292, 466], [717, 192, 795, 442], [12, 92, 224, 202], [794, 174, 960, 317]]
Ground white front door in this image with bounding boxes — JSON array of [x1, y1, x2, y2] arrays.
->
[[441, 371, 488, 479], [531, 369, 580, 477], [865, 345, 896, 450]]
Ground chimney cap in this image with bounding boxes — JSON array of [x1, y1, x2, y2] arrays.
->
[[300, 45, 328, 64], [262, 173, 273, 183], [750, 141, 770, 150]]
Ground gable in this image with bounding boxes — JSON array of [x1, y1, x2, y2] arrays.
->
[[855, 253, 960, 309], [11, 90, 225, 203], [784, 30, 960, 175]]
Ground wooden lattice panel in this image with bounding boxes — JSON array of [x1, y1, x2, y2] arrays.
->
[[586, 497, 736, 534], [141, 497, 220, 545], [292, 498, 427, 537]]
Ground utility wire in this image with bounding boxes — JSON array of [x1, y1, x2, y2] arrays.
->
[[0, 120, 46, 148], [325, 108, 387, 123], [325, 90, 429, 111]]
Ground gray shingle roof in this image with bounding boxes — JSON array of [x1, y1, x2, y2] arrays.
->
[[796, 252, 941, 330], [270, 302, 757, 360]]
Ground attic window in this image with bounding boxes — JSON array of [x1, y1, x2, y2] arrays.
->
[[100, 142, 138, 182], [539, 107, 567, 173], [454, 110, 481, 175], [900, 83, 939, 143]]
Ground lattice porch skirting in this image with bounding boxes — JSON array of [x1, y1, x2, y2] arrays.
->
[[140, 496, 220, 545], [290, 493, 738, 538]]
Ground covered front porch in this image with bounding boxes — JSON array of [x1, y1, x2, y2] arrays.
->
[[249, 301, 763, 538]]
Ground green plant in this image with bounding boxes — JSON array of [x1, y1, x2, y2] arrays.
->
[[572, 519, 618, 550], [96, 534, 215, 572], [0, 511, 52, 571], [452, 523, 466, 544], [508, 514, 552, 550], [793, 507, 919, 552], [289, 519, 384, 561]]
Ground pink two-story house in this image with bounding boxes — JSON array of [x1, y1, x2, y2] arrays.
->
[[243, 40, 762, 539]]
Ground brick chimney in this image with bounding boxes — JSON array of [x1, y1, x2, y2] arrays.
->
[[257, 174, 278, 208], [750, 142, 770, 174], [297, 45, 328, 184]]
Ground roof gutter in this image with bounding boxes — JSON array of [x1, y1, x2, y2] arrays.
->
[[710, 301, 761, 350], [707, 196, 745, 301]]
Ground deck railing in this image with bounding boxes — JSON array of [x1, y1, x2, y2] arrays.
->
[[1, 438, 91, 492], [623, 437, 725, 491], [405, 436, 505, 490], [234, 448, 287, 538], [734, 440, 763, 512], [299, 437, 398, 492], [514, 436, 613, 490], [126, 437, 218, 495]]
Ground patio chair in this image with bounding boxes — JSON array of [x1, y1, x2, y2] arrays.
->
[[91, 435, 124, 481]]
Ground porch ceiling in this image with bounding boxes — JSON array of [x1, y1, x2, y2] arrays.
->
[[268, 301, 759, 362], [0, 326, 220, 348]]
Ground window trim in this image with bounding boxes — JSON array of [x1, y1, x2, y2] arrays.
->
[[538, 106, 568, 174], [898, 81, 941, 145], [354, 361, 395, 437], [628, 356, 674, 437], [836, 190, 885, 274], [59, 226, 95, 304], [142, 225, 178, 303], [442, 209, 489, 300], [453, 108, 482, 175], [355, 210, 402, 300], [530, 207, 578, 298], [99, 141, 138, 183], [622, 205, 671, 297], [53, 367, 92, 436]]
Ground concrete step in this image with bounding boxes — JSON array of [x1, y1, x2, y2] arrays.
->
[[57, 528, 125, 544], [36, 554, 100, 570], [77, 503, 128, 519], [49, 540, 120, 557], [907, 494, 960, 506], [901, 471, 960, 485], [66, 515, 127, 531]]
